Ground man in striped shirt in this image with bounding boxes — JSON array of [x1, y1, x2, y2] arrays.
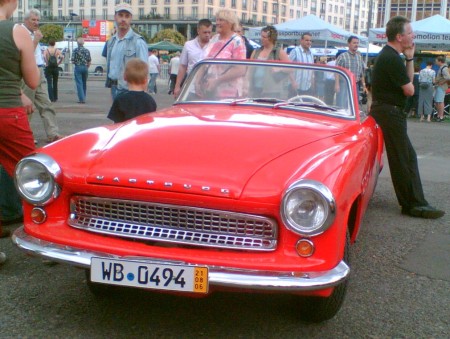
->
[[335, 35, 367, 107], [289, 32, 315, 95]]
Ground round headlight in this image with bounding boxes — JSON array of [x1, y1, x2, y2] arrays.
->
[[281, 179, 335, 236], [15, 154, 61, 205]]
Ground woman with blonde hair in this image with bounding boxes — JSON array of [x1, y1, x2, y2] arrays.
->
[[197, 9, 246, 98]]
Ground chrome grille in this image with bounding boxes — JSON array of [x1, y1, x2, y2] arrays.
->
[[69, 196, 277, 251]]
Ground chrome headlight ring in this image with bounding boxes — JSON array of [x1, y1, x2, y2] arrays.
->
[[281, 179, 335, 236], [14, 153, 62, 205]]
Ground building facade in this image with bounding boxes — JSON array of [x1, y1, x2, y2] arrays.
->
[[377, 0, 449, 26], [15, 0, 378, 38]]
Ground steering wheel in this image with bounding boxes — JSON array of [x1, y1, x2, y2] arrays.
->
[[287, 95, 327, 106]]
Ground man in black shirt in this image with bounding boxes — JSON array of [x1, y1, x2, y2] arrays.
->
[[370, 16, 444, 219]]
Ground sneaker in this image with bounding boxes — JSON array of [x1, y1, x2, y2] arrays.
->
[[402, 205, 445, 219]]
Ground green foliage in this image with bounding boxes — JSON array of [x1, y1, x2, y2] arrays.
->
[[132, 27, 151, 43], [149, 29, 186, 45], [40, 24, 64, 43]]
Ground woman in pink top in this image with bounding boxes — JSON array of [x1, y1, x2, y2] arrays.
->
[[196, 9, 246, 99]]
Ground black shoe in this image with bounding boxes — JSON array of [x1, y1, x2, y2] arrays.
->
[[402, 205, 445, 219], [0, 216, 23, 226]]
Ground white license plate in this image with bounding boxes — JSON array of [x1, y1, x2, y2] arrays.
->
[[90, 257, 208, 294]]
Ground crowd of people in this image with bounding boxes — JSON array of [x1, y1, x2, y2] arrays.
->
[[1, 1, 447, 265]]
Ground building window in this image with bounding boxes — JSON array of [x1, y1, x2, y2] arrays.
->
[[58, 9, 62, 19], [231, 0, 236, 8], [243, 0, 247, 10], [102, 9, 107, 20], [164, 7, 170, 18], [164, 0, 170, 4], [178, 7, 184, 19], [91, 9, 96, 19], [192, 7, 198, 18], [139, 8, 144, 18], [207, 7, 213, 18], [103, 0, 107, 5], [220, 0, 225, 6], [178, 0, 184, 3], [58, 0, 62, 7], [140, 0, 144, 4], [69, 0, 73, 7], [80, 0, 84, 6], [272, 2, 278, 15], [80, 9, 85, 20], [262, 15, 266, 24], [208, 0, 213, 5], [263, 2, 267, 13], [151, 0, 157, 4], [91, 0, 96, 6]]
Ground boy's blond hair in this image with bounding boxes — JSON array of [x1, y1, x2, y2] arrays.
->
[[124, 58, 149, 85]]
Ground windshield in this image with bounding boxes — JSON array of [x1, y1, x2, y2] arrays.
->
[[177, 60, 356, 118]]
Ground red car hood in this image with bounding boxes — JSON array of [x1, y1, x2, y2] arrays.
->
[[86, 106, 345, 198]]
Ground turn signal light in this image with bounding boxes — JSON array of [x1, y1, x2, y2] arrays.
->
[[31, 207, 47, 224], [296, 239, 315, 257]]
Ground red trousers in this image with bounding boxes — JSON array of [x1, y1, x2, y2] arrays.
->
[[0, 107, 35, 233], [0, 107, 35, 176]]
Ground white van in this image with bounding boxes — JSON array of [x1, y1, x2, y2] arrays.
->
[[55, 40, 106, 76]]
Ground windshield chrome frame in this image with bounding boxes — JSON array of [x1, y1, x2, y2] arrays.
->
[[174, 59, 358, 119]]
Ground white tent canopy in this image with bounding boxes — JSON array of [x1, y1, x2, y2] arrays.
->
[[248, 14, 368, 47], [369, 15, 450, 50]]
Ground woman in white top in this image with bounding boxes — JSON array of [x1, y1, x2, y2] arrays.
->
[[250, 26, 289, 61], [250, 26, 290, 97]]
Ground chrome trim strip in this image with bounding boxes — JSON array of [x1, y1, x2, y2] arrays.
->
[[13, 227, 349, 291]]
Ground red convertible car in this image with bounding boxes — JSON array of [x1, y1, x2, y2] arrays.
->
[[13, 59, 384, 322]]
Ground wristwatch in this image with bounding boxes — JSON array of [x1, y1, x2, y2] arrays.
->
[[405, 58, 414, 62]]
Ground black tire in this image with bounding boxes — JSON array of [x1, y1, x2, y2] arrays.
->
[[94, 67, 103, 76], [298, 233, 350, 323]]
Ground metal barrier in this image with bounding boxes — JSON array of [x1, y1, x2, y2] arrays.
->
[[160, 63, 169, 80]]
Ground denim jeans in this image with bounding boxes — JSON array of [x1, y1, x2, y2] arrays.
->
[[0, 166, 22, 222], [148, 73, 158, 93], [74, 65, 88, 102], [45, 67, 59, 102]]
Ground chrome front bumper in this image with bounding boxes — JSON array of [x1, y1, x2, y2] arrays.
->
[[12, 227, 349, 291]]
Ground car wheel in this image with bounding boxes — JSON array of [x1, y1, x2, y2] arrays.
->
[[85, 269, 116, 297], [298, 232, 350, 323], [94, 67, 103, 76]]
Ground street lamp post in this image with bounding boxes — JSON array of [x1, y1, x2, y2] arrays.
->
[[65, 12, 79, 75]]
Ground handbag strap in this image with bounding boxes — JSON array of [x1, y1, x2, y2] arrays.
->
[[211, 35, 236, 58]]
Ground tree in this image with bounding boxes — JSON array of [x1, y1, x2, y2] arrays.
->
[[132, 27, 151, 43], [149, 29, 186, 45], [40, 24, 64, 43]]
